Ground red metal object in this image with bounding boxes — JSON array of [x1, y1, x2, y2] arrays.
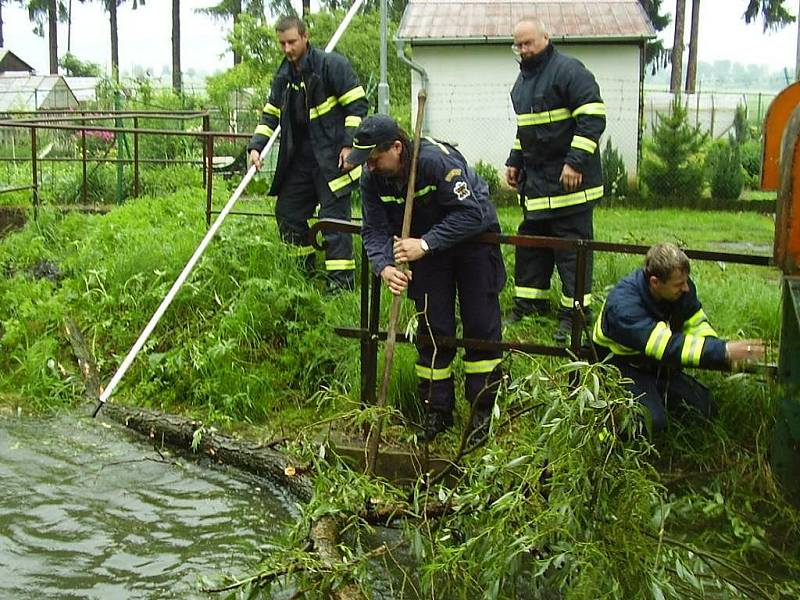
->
[[762, 81, 800, 192], [771, 104, 800, 274]]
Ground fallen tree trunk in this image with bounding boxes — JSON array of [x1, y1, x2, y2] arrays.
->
[[65, 316, 313, 501], [99, 402, 314, 502]]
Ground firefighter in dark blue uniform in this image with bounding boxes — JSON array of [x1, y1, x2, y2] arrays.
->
[[592, 243, 766, 434], [248, 16, 368, 292], [347, 115, 506, 442], [506, 17, 606, 341]]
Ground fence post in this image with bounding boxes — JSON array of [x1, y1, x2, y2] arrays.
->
[[710, 94, 716, 138], [81, 123, 88, 204], [205, 132, 214, 227], [133, 116, 140, 198], [31, 127, 39, 221], [695, 82, 701, 129], [202, 113, 210, 187]]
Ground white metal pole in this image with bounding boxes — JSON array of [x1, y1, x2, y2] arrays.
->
[[93, 0, 365, 416]]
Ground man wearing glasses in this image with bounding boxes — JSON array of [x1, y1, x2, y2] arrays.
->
[[505, 17, 606, 342]]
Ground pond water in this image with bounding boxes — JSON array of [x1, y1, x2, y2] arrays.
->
[[0, 410, 295, 598]]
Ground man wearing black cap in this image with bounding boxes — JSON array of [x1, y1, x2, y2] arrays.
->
[[347, 115, 506, 442]]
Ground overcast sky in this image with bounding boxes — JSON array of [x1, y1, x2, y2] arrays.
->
[[3, 0, 798, 77]]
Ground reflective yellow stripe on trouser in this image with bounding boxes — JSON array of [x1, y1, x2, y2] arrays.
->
[[560, 293, 593, 309], [289, 245, 315, 257], [328, 165, 362, 193], [325, 259, 355, 271], [463, 358, 502, 374], [416, 363, 453, 380], [515, 286, 549, 300]]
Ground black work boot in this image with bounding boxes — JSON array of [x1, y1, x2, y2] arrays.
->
[[466, 407, 493, 445], [553, 310, 573, 343], [505, 299, 549, 326], [423, 411, 454, 442], [325, 272, 355, 294]]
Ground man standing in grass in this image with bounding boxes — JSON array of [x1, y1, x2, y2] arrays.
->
[[505, 16, 605, 341], [248, 15, 367, 293], [348, 115, 505, 443], [592, 242, 766, 434]]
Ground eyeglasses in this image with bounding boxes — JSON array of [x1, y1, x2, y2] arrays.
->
[[511, 40, 536, 55]]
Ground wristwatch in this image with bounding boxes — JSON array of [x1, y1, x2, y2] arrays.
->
[[420, 238, 430, 254]]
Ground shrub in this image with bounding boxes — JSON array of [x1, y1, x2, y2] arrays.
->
[[601, 139, 629, 199], [706, 136, 744, 201], [639, 97, 707, 203], [733, 103, 750, 145], [473, 160, 501, 196], [740, 138, 762, 186]]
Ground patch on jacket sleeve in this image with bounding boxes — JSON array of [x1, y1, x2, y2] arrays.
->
[[453, 180, 471, 201], [444, 168, 462, 182]]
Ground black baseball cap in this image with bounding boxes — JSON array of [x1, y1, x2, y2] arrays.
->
[[347, 114, 402, 165]]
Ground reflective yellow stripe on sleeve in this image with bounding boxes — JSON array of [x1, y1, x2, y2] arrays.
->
[[328, 165, 362, 192], [463, 358, 502, 374], [571, 135, 597, 154], [512, 138, 522, 151], [415, 363, 453, 380], [309, 96, 338, 120], [645, 321, 671, 360], [254, 124, 274, 137], [683, 309, 718, 338], [592, 304, 639, 355], [572, 102, 606, 117], [263, 102, 281, 117], [681, 334, 705, 366], [338, 85, 366, 105], [344, 115, 362, 128]]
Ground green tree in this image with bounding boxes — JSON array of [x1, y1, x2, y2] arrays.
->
[[20, 0, 69, 74], [733, 103, 750, 145], [59, 52, 102, 76], [639, 0, 671, 73], [744, 0, 796, 30], [219, 10, 410, 122], [640, 98, 707, 201], [601, 139, 629, 200], [195, 0, 278, 66], [706, 136, 744, 201]]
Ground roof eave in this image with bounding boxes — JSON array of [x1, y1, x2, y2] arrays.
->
[[395, 33, 657, 44]]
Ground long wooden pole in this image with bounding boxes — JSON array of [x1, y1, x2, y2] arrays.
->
[[365, 90, 427, 475]]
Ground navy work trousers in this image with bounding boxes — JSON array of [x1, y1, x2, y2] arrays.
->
[[408, 241, 506, 417]]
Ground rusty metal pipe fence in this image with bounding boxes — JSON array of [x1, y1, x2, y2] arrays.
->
[[0, 111, 256, 212], [307, 218, 775, 408]]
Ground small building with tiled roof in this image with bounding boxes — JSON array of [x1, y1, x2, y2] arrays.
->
[[0, 50, 35, 75], [396, 0, 655, 176]]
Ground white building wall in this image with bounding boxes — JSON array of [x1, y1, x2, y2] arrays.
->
[[410, 43, 642, 179]]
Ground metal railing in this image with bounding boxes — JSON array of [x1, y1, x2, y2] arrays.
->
[[0, 111, 259, 217], [308, 219, 776, 408]]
